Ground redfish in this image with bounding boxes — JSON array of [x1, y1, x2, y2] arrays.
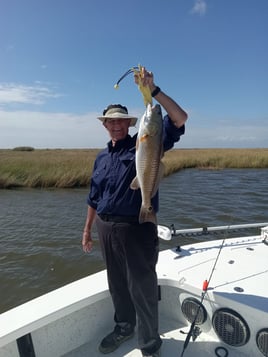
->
[[130, 103, 164, 224]]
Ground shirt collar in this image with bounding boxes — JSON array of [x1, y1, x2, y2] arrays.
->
[[107, 135, 133, 152]]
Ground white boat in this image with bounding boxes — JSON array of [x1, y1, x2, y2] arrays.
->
[[1, 223, 268, 357]]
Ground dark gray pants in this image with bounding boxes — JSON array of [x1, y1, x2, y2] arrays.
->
[[95, 215, 162, 354]]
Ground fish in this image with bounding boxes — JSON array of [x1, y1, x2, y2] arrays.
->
[[130, 103, 164, 224]]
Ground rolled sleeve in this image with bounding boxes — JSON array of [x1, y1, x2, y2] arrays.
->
[[87, 195, 98, 210], [86, 158, 101, 209], [163, 115, 185, 151]]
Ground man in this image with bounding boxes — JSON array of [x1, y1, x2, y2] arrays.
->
[[82, 67, 188, 357]]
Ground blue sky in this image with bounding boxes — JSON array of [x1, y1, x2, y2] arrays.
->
[[0, 0, 267, 149]]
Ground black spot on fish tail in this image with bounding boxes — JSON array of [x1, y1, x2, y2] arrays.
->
[[139, 205, 157, 224]]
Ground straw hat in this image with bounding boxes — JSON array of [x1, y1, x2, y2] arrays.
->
[[97, 104, 137, 127]]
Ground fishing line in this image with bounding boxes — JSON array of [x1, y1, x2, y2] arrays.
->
[[180, 223, 231, 357]]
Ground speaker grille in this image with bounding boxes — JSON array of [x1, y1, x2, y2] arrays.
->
[[181, 298, 207, 325], [212, 308, 250, 346], [256, 328, 268, 356]]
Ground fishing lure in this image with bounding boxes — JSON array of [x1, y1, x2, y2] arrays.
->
[[114, 64, 153, 106]]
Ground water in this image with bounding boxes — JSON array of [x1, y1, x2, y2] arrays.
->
[[0, 169, 267, 314]]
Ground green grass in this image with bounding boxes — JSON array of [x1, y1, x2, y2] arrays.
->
[[0, 148, 267, 189]]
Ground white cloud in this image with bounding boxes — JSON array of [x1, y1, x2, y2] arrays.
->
[[190, 0, 207, 16], [0, 110, 138, 148], [0, 83, 60, 105], [0, 108, 267, 149], [180, 121, 268, 148]]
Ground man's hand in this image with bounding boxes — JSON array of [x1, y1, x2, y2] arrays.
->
[[82, 231, 93, 253], [134, 66, 156, 91]]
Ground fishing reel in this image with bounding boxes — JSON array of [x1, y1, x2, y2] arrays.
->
[[180, 325, 202, 342]]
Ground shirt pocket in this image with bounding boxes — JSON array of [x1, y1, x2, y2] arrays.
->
[[92, 161, 108, 188], [119, 151, 135, 167]]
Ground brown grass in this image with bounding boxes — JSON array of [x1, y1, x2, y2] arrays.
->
[[163, 148, 268, 176], [0, 148, 267, 188]]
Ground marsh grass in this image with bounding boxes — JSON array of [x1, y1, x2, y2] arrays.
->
[[163, 148, 268, 176], [0, 148, 267, 188], [0, 149, 99, 188]]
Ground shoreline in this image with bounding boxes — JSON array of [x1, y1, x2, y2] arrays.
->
[[0, 148, 267, 189]]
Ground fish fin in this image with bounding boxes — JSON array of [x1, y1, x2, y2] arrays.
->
[[130, 176, 140, 190], [139, 205, 157, 224], [140, 134, 149, 143]]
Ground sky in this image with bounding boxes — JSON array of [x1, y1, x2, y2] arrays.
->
[[0, 0, 267, 149]]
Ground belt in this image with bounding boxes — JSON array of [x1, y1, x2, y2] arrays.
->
[[99, 214, 139, 223]]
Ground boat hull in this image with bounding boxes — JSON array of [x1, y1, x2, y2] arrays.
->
[[1, 230, 268, 357]]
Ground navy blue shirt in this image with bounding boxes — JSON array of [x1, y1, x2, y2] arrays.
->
[[87, 115, 185, 216]]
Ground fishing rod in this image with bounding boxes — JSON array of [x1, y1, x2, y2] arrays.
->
[[178, 221, 268, 355], [179, 228, 229, 357]]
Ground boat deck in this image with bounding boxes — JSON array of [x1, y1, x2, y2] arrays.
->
[[63, 317, 247, 357], [63, 232, 268, 357], [1, 229, 267, 357]]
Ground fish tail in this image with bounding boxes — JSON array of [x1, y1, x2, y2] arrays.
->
[[139, 205, 157, 225]]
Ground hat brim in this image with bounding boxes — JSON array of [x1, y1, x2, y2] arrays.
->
[[98, 112, 138, 127]]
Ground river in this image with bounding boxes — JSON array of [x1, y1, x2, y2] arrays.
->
[[0, 169, 267, 313]]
